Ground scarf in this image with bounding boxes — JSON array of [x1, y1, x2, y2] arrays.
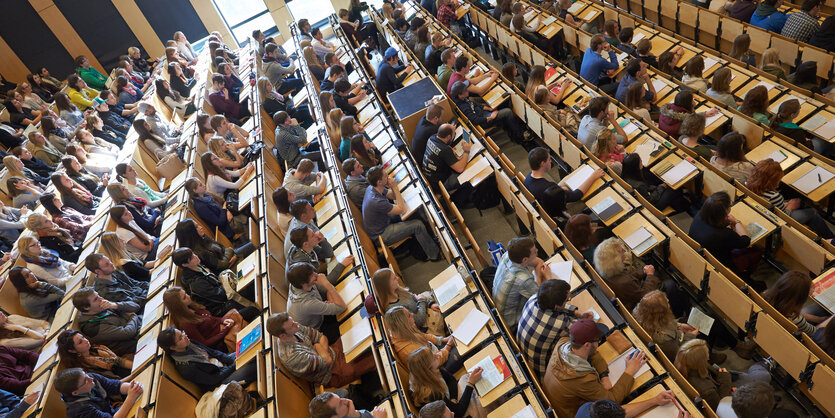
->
[[23, 248, 61, 268], [81, 345, 121, 371], [171, 343, 222, 367], [559, 342, 596, 373], [754, 3, 777, 17], [72, 185, 94, 206], [122, 84, 138, 97], [123, 196, 148, 213]]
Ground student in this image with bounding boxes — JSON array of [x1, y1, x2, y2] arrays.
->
[[56, 330, 132, 379], [209, 114, 247, 148], [41, 116, 70, 153], [710, 132, 755, 183], [447, 55, 498, 96], [62, 156, 106, 197], [157, 327, 256, 392], [518, 280, 587, 378], [109, 183, 160, 237], [564, 214, 606, 261], [87, 114, 126, 150], [362, 166, 441, 261], [266, 312, 376, 387], [450, 81, 527, 144], [624, 83, 652, 123], [309, 392, 387, 418], [787, 61, 821, 93], [636, 39, 659, 69], [342, 159, 374, 209], [436, 49, 456, 92], [526, 65, 572, 106], [0, 340, 37, 394], [185, 177, 248, 243], [272, 187, 294, 242], [338, 116, 366, 161], [421, 123, 471, 195], [287, 227, 353, 283], [201, 151, 255, 197], [287, 262, 347, 344], [275, 111, 322, 169], [425, 33, 450, 75], [350, 135, 381, 171], [493, 237, 549, 331], [408, 346, 485, 417], [39, 192, 91, 247], [85, 254, 148, 308], [173, 248, 254, 317], [679, 114, 713, 160], [809, 15, 835, 52], [0, 310, 47, 353], [412, 105, 444, 166], [681, 56, 709, 93], [384, 306, 455, 372], [92, 97, 131, 136], [163, 287, 255, 353], [66, 75, 98, 111], [633, 291, 701, 361], [138, 102, 180, 140], [72, 287, 142, 356], [579, 35, 619, 94], [98, 232, 158, 282], [578, 97, 627, 148], [591, 129, 625, 170], [730, 34, 756, 66], [54, 368, 143, 417], [174, 31, 197, 62], [764, 271, 831, 336], [725, 381, 800, 418], [376, 47, 413, 100], [18, 236, 74, 288], [24, 212, 81, 262], [115, 164, 165, 209], [372, 268, 441, 334], [258, 77, 313, 129], [543, 319, 647, 417], [168, 62, 196, 98], [576, 396, 688, 418], [283, 159, 327, 203], [770, 99, 820, 153], [613, 59, 656, 105], [688, 192, 763, 288], [759, 48, 786, 79], [9, 267, 64, 321], [12, 147, 52, 179], [781, 0, 822, 43], [747, 159, 835, 240], [618, 27, 638, 56], [110, 205, 157, 263], [738, 85, 770, 124], [593, 237, 663, 310], [26, 131, 62, 167], [558, 0, 585, 29], [208, 74, 251, 125], [526, 148, 603, 219], [657, 51, 683, 79], [75, 56, 106, 90], [7, 177, 43, 210], [155, 79, 194, 118], [621, 154, 691, 212], [659, 90, 719, 137], [706, 68, 740, 108], [284, 200, 334, 260], [729, 0, 758, 22]]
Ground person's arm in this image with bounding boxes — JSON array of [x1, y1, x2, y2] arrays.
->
[[607, 112, 627, 143], [127, 235, 154, 253], [317, 273, 347, 309], [622, 390, 676, 418], [574, 168, 605, 196], [113, 381, 143, 418], [386, 182, 407, 216]]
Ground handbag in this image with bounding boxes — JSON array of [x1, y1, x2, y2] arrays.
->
[[222, 309, 245, 353], [155, 154, 185, 180], [225, 191, 240, 215]]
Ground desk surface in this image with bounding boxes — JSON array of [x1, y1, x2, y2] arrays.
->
[[462, 342, 514, 406], [650, 152, 700, 190], [783, 161, 835, 203], [446, 298, 496, 356], [745, 140, 801, 172], [612, 212, 666, 257], [389, 77, 443, 120], [729, 200, 778, 247], [585, 186, 633, 227]]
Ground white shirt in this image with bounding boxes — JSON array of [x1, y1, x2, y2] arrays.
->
[[116, 221, 151, 260]]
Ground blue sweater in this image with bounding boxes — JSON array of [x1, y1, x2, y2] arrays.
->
[[61, 373, 122, 418], [192, 195, 234, 239], [580, 48, 619, 86], [750, 9, 790, 33]]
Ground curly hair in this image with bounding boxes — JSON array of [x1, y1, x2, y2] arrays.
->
[[632, 290, 677, 335], [745, 159, 783, 195]]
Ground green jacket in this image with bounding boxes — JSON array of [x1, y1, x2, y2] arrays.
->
[[78, 66, 107, 90]]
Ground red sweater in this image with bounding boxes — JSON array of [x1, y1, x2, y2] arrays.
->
[[0, 346, 38, 395], [179, 309, 231, 351]]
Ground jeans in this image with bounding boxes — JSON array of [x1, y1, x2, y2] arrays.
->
[[222, 360, 257, 386], [278, 78, 305, 95], [380, 218, 440, 259], [791, 207, 834, 239], [487, 108, 525, 142]]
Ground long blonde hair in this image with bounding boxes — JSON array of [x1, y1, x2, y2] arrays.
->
[[591, 129, 615, 160], [674, 339, 710, 379], [327, 108, 344, 140], [2, 156, 25, 178], [256, 77, 273, 105], [371, 268, 411, 310], [99, 231, 136, 265], [303, 46, 322, 69], [208, 137, 230, 161], [385, 306, 426, 347], [407, 347, 447, 405], [760, 48, 781, 70], [632, 290, 676, 335]]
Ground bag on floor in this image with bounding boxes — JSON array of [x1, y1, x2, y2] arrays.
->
[[156, 153, 185, 180]]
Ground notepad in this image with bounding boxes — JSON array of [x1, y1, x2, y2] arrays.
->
[[704, 110, 723, 127], [542, 15, 557, 25], [607, 347, 651, 383], [746, 222, 766, 242], [565, 165, 595, 191], [452, 308, 490, 345], [633, 236, 658, 255], [660, 160, 697, 185], [34, 342, 57, 371], [702, 57, 719, 70], [468, 354, 511, 397], [458, 157, 491, 184], [342, 320, 373, 354], [623, 227, 652, 249], [467, 140, 484, 163], [812, 270, 835, 311], [816, 119, 835, 139], [640, 400, 682, 418], [524, 9, 537, 20], [635, 140, 661, 166], [567, 2, 584, 14], [434, 272, 467, 308], [622, 121, 639, 135], [687, 307, 715, 335], [800, 113, 828, 132], [792, 166, 835, 194], [511, 405, 537, 418], [339, 277, 364, 302], [584, 9, 599, 20], [549, 260, 574, 283], [765, 150, 788, 163]]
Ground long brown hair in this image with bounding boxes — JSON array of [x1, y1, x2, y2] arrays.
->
[[730, 34, 751, 61], [340, 116, 357, 140], [711, 68, 732, 94], [740, 85, 768, 116], [407, 347, 447, 405], [674, 339, 710, 378], [201, 151, 231, 181], [525, 65, 547, 99], [385, 306, 426, 348], [163, 287, 205, 326], [769, 99, 800, 128], [371, 268, 411, 309], [632, 290, 677, 335], [745, 159, 783, 195], [564, 214, 593, 250], [109, 205, 151, 246], [763, 271, 812, 319]]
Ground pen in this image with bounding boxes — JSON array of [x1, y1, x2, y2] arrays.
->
[[779, 150, 787, 158], [819, 173, 823, 183]]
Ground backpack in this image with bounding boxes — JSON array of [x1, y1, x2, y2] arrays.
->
[[472, 176, 500, 210]]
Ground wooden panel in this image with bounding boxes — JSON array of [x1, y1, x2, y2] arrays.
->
[[33, 1, 104, 73], [0, 36, 30, 82], [753, 313, 813, 379], [111, 0, 165, 58], [189, 0, 236, 48]]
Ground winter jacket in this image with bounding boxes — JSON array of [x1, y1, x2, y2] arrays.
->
[[77, 302, 142, 356], [658, 103, 691, 137]]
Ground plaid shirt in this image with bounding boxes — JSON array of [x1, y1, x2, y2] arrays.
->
[[517, 295, 578, 378], [53, 209, 93, 244], [492, 252, 539, 330], [780, 12, 820, 43], [437, 4, 457, 28]]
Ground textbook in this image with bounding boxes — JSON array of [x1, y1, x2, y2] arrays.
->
[[342, 320, 373, 354], [236, 324, 262, 358], [811, 270, 835, 311], [591, 197, 622, 222], [746, 222, 766, 242], [469, 354, 511, 397], [687, 307, 715, 335]]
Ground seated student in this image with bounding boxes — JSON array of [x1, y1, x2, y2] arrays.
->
[[660, 90, 719, 138], [85, 254, 148, 308], [617, 27, 638, 57], [620, 154, 690, 212], [283, 159, 327, 202], [262, 42, 300, 92], [747, 159, 835, 240], [343, 158, 379, 209], [309, 391, 387, 418], [706, 68, 740, 108], [493, 237, 551, 331], [580, 35, 620, 94], [376, 47, 413, 100], [173, 248, 255, 317], [7, 177, 44, 210], [201, 151, 255, 198], [217, 63, 243, 101], [338, 116, 370, 161], [578, 97, 628, 148], [633, 291, 702, 361], [781, 0, 822, 43], [18, 236, 74, 288], [100, 89, 138, 123], [372, 268, 442, 334], [558, 0, 588, 30], [86, 114, 126, 150], [526, 67, 572, 111], [591, 129, 625, 170], [115, 164, 166, 209], [185, 175, 248, 241], [63, 156, 106, 197], [169, 62, 196, 98], [332, 79, 366, 118], [729, 0, 758, 21], [41, 116, 70, 153], [320, 65, 344, 92], [710, 132, 755, 183], [720, 382, 801, 418], [738, 85, 770, 124], [208, 74, 251, 125], [91, 97, 130, 137], [518, 280, 588, 379], [9, 267, 64, 322], [3, 154, 49, 189], [13, 146, 53, 179], [66, 74, 98, 112], [155, 78, 194, 118], [0, 193, 24, 242], [275, 111, 323, 169], [26, 131, 62, 167], [272, 187, 294, 241], [436, 49, 456, 93], [787, 61, 821, 94], [543, 319, 647, 417], [689, 191, 764, 288], [54, 172, 98, 216], [287, 262, 347, 344], [75, 55, 106, 90], [157, 327, 257, 391], [425, 33, 451, 75], [138, 102, 180, 140], [258, 77, 313, 129], [809, 14, 835, 52], [447, 55, 499, 96], [412, 105, 444, 167], [1, 389, 37, 418], [57, 330, 132, 379], [408, 346, 485, 417], [450, 81, 528, 144], [770, 99, 821, 153], [679, 114, 713, 160], [110, 205, 158, 262], [99, 232, 160, 283], [210, 114, 248, 149], [163, 287, 258, 353], [267, 312, 376, 387], [614, 59, 656, 105], [54, 367, 143, 418], [623, 83, 653, 124], [524, 147, 604, 218], [384, 306, 455, 372], [285, 200, 335, 260], [133, 119, 176, 161], [421, 123, 472, 195], [0, 309, 48, 351], [113, 76, 140, 107], [677, 56, 709, 94], [287, 226, 353, 281], [24, 212, 81, 263], [758, 49, 787, 80], [593, 238, 662, 310], [362, 166, 441, 261], [72, 287, 142, 356], [764, 271, 831, 337], [576, 395, 687, 418], [730, 34, 756, 66], [349, 134, 382, 171], [177, 218, 255, 275]]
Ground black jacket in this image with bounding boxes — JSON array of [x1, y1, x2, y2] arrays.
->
[[181, 266, 241, 317]]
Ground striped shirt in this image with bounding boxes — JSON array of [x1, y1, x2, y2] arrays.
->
[[762, 190, 787, 212]]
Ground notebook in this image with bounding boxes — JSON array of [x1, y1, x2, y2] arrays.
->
[[764, 150, 788, 163], [607, 347, 651, 383], [791, 166, 834, 194], [452, 308, 490, 345], [623, 227, 652, 249], [468, 354, 511, 397], [746, 222, 766, 242], [564, 165, 595, 191], [660, 160, 697, 185], [434, 272, 467, 308], [548, 260, 574, 283], [235, 324, 262, 357], [342, 320, 373, 354], [591, 196, 622, 222]]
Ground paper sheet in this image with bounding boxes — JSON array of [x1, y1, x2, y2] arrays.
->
[[660, 160, 697, 185], [687, 307, 715, 335], [476, 75, 494, 89], [468, 140, 484, 163], [34, 342, 57, 371], [565, 165, 595, 191], [469, 355, 507, 396], [816, 119, 835, 139], [434, 273, 467, 308], [800, 113, 828, 132], [651, 78, 667, 93], [633, 236, 658, 255], [567, 2, 584, 14], [765, 150, 787, 163], [338, 277, 364, 302], [342, 320, 373, 354], [542, 16, 557, 25], [584, 9, 599, 20], [704, 110, 723, 127], [458, 156, 491, 184], [511, 405, 537, 418], [702, 57, 719, 70], [549, 260, 574, 283], [792, 166, 835, 194], [607, 347, 651, 383], [639, 401, 682, 418], [623, 227, 652, 249], [452, 308, 490, 345], [617, 52, 629, 62], [635, 140, 661, 166], [631, 31, 646, 43], [622, 121, 639, 135], [746, 222, 766, 242]]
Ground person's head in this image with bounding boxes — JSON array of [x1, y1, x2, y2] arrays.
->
[[172, 248, 198, 268], [71, 287, 107, 314], [528, 147, 551, 172], [801, 0, 821, 14], [410, 17, 426, 32], [310, 391, 366, 418], [425, 104, 443, 125], [105, 182, 132, 202], [290, 225, 318, 250], [3, 155, 23, 174], [436, 124, 454, 143], [792, 61, 817, 85], [711, 67, 732, 94], [537, 279, 570, 310], [564, 213, 593, 250], [632, 290, 676, 334], [24, 211, 55, 233], [287, 262, 318, 290], [273, 111, 291, 127], [451, 81, 469, 99], [593, 237, 630, 278], [715, 132, 746, 163], [683, 56, 705, 79], [157, 327, 191, 353], [17, 235, 42, 259], [740, 85, 768, 115], [394, 18, 408, 32], [746, 158, 783, 195], [384, 305, 422, 343], [731, 34, 752, 60], [698, 191, 732, 227], [28, 131, 48, 146], [8, 266, 44, 296], [99, 231, 131, 265], [590, 34, 607, 52], [290, 200, 314, 222], [327, 65, 345, 81], [675, 339, 710, 378], [679, 113, 706, 139], [163, 287, 203, 326], [760, 48, 781, 69], [367, 165, 386, 188], [430, 32, 445, 49], [334, 79, 352, 96], [771, 98, 801, 127], [763, 270, 812, 318], [507, 237, 536, 266], [623, 82, 646, 113], [6, 177, 28, 199], [339, 115, 357, 138], [533, 85, 550, 106], [657, 51, 676, 74], [54, 368, 97, 396], [569, 318, 603, 356], [57, 330, 93, 368], [453, 55, 470, 73], [588, 96, 610, 120], [272, 187, 293, 214], [418, 400, 454, 418], [342, 158, 363, 177], [672, 90, 695, 112], [371, 268, 404, 305], [53, 91, 73, 113], [407, 347, 446, 404], [311, 27, 323, 40], [591, 128, 616, 159], [511, 14, 525, 32], [588, 399, 626, 418], [636, 39, 651, 56], [74, 55, 90, 69], [501, 62, 517, 81], [624, 58, 644, 78], [441, 48, 455, 67], [604, 19, 619, 38], [619, 26, 634, 45], [84, 253, 115, 277], [266, 312, 299, 338], [731, 382, 776, 418]]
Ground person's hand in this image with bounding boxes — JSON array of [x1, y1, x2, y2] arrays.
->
[[727, 214, 739, 224], [606, 110, 616, 121], [22, 391, 40, 406], [581, 310, 595, 319], [314, 231, 325, 242], [290, 118, 299, 125], [536, 260, 551, 280], [371, 407, 387, 418], [20, 206, 30, 215], [102, 173, 109, 186], [222, 318, 235, 327], [717, 367, 728, 374], [624, 350, 647, 375], [154, 217, 161, 226], [430, 303, 440, 311], [616, 144, 625, 153], [226, 210, 233, 221], [654, 390, 675, 406], [562, 78, 573, 88], [105, 300, 119, 310], [643, 265, 655, 275], [415, 293, 429, 301], [602, 43, 610, 51], [442, 336, 455, 347], [786, 198, 801, 211], [340, 254, 355, 266], [126, 381, 144, 400], [462, 141, 472, 152], [678, 411, 692, 418], [488, 110, 498, 121], [675, 46, 684, 55], [468, 367, 483, 384], [315, 273, 329, 286], [679, 323, 699, 334]]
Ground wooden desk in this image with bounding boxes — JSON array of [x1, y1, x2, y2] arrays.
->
[[729, 200, 777, 246], [338, 312, 374, 363], [570, 288, 615, 329], [236, 251, 260, 292], [612, 212, 666, 257], [585, 187, 633, 226], [461, 154, 494, 187], [625, 135, 669, 167], [429, 264, 470, 312], [649, 152, 700, 190], [560, 164, 606, 200], [544, 253, 585, 290], [132, 325, 160, 373], [127, 363, 156, 417], [696, 105, 730, 135], [746, 140, 801, 172], [487, 388, 547, 417], [462, 342, 515, 406], [783, 161, 835, 203], [445, 299, 496, 356], [768, 93, 820, 122]]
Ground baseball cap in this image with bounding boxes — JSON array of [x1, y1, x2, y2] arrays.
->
[[384, 47, 399, 59], [569, 319, 603, 345], [91, 97, 106, 108]]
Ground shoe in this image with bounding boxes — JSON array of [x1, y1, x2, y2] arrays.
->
[[709, 352, 727, 364], [523, 131, 533, 141], [733, 340, 757, 360]]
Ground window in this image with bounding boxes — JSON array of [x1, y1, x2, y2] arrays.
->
[[285, 0, 335, 28], [212, 0, 278, 46]]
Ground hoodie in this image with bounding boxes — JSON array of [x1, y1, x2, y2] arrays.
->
[[60, 373, 123, 418], [658, 103, 691, 137], [750, 3, 790, 32], [543, 338, 635, 417]]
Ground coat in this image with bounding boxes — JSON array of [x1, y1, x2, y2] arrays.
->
[[658, 103, 690, 137]]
